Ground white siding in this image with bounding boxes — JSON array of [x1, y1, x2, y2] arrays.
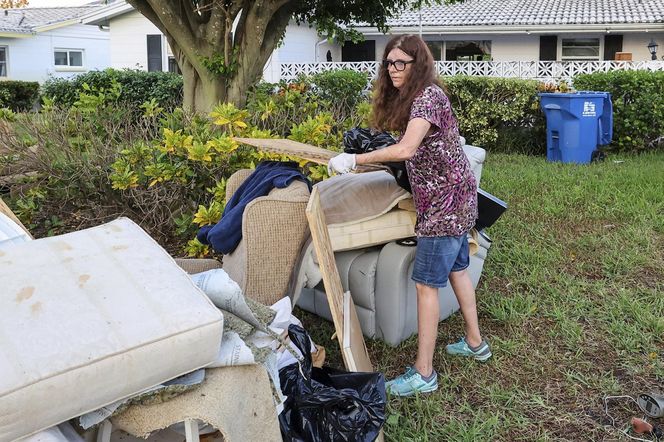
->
[[108, 9, 166, 70], [623, 33, 664, 61], [0, 23, 109, 82], [263, 21, 331, 82], [491, 35, 540, 61], [276, 22, 320, 62]]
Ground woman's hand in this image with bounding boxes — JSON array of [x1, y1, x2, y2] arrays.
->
[[327, 153, 357, 175]]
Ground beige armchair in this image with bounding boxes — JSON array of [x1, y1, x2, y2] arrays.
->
[[215, 168, 311, 306]]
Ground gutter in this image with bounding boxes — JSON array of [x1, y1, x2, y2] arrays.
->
[[354, 23, 664, 35], [0, 31, 33, 38], [79, 1, 133, 26], [34, 18, 80, 33]]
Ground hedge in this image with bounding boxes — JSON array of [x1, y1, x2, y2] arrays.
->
[[41, 69, 183, 111], [573, 70, 664, 152], [0, 81, 40, 112], [443, 76, 546, 154]]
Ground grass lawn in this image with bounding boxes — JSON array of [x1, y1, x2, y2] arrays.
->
[[299, 151, 664, 441]]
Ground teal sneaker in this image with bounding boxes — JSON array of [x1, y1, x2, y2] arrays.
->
[[385, 366, 438, 397], [445, 337, 492, 362]]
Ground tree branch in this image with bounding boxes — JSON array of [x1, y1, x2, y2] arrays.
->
[[181, 0, 204, 37], [232, 0, 251, 47]]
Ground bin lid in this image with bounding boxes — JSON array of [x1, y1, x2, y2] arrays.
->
[[539, 91, 610, 98]]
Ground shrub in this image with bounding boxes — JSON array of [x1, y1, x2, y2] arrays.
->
[[443, 76, 546, 154], [310, 68, 369, 121], [246, 79, 325, 136], [246, 72, 369, 137], [1, 96, 335, 254], [573, 70, 664, 152], [41, 69, 183, 112], [0, 81, 40, 112]]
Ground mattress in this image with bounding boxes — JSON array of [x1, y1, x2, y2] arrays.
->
[[0, 218, 224, 442], [328, 208, 416, 252]]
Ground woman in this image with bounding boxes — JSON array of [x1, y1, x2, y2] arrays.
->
[[328, 35, 491, 397]]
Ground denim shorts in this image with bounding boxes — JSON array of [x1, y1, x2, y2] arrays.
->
[[411, 235, 470, 288]]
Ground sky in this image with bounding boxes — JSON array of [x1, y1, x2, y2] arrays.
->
[[27, 0, 95, 7]]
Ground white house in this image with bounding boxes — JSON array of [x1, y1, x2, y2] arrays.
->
[[0, 6, 110, 83], [347, 0, 664, 63], [79, 1, 334, 81], [81, 0, 664, 83]]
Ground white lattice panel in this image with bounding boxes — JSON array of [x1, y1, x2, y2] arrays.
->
[[279, 61, 664, 83]]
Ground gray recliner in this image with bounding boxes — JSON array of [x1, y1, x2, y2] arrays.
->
[[297, 144, 491, 347]]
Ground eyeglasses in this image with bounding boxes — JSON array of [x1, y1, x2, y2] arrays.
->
[[381, 59, 414, 71]]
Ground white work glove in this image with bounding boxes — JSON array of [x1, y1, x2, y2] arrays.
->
[[327, 153, 357, 175]]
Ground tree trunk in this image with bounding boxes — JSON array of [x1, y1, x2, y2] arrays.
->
[[129, 0, 293, 113]]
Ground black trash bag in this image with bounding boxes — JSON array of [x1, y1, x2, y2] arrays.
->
[[343, 127, 412, 193], [279, 324, 386, 442]]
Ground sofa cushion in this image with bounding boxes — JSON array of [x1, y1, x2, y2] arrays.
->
[[329, 209, 416, 252], [0, 218, 224, 441], [316, 171, 410, 226]]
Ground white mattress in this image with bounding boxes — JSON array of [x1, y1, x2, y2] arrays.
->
[[329, 209, 416, 252], [0, 218, 224, 442]]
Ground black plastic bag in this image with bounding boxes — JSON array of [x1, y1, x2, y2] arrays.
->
[[279, 324, 386, 442], [343, 127, 412, 193]]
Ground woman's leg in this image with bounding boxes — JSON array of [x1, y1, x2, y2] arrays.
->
[[448, 269, 482, 347], [414, 282, 440, 377]]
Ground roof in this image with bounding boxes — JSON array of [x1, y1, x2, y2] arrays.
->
[[80, 1, 133, 26], [357, 0, 664, 32], [0, 5, 102, 35]]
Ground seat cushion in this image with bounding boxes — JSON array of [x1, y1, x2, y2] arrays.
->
[[329, 209, 416, 252], [0, 218, 224, 441]]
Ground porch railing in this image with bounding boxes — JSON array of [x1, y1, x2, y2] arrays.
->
[[279, 60, 664, 83]]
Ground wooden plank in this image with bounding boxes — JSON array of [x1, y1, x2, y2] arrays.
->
[[342, 291, 372, 372], [233, 137, 387, 173], [306, 187, 372, 372], [0, 196, 33, 239]]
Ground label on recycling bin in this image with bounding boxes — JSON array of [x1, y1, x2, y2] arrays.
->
[[582, 101, 596, 117]]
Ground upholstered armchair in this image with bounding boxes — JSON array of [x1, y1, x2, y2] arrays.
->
[[216, 168, 311, 305]]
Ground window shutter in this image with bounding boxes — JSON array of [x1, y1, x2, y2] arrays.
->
[[539, 36, 557, 61], [604, 35, 623, 60], [147, 35, 163, 72]]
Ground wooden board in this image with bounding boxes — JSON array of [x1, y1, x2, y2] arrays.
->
[[306, 187, 373, 372], [233, 137, 388, 173]]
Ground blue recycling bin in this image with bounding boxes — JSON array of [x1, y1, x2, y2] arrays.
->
[[539, 92, 613, 164]]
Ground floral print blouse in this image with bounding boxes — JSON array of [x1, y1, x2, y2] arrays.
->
[[404, 84, 478, 237]]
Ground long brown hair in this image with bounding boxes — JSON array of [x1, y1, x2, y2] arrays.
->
[[372, 34, 440, 132]]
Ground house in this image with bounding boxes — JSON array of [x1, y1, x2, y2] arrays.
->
[[344, 0, 664, 63], [80, 0, 664, 83], [0, 6, 110, 83], [79, 1, 331, 81], [81, 2, 182, 74]]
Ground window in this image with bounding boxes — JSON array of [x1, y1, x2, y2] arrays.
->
[[426, 41, 443, 61], [561, 38, 600, 60], [54, 49, 84, 67], [341, 40, 376, 61], [0, 47, 7, 77], [168, 56, 181, 74], [425, 40, 492, 61], [446, 41, 492, 61], [147, 35, 163, 72]]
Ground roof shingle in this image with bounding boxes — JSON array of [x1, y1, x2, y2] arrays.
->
[[377, 0, 664, 28], [0, 6, 101, 34]]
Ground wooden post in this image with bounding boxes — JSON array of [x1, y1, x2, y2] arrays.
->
[[306, 187, 372, 372]]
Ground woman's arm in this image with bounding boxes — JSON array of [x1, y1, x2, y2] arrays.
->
[[356, 118, 431, 165]]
